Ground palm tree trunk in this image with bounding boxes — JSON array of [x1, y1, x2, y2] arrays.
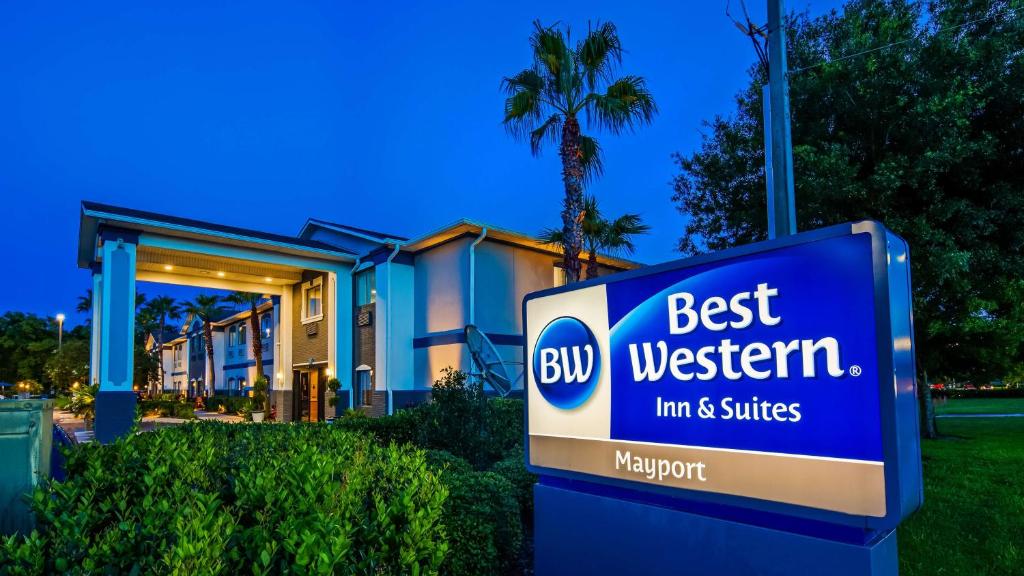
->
[[585, 239, 600, 280], [154, 315, 165, 397], [559, 116, 584, 283], [248, 304, 263, 380], [203, 321, 215, 397]]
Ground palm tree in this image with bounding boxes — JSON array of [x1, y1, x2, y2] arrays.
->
[[541, 195, 649, 280], [183, 294, 221, 397], [143, 296, 182, 396], [503, 20, 656, 283], [225, 291, 267, 383], [76, 289, 92, 314]]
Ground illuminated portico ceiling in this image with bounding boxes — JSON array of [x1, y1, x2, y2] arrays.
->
[[135, 245, 302, 286]]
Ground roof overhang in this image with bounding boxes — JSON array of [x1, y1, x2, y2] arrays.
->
[[79, 202, 356, 291], [79, 201, 356, 269], [400, 219, 642, 271]]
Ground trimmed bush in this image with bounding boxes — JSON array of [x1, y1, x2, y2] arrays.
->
[[441, 471, 522, 576], [204, 395, 250, 415], [138, 398, 195, 419], [334, 407, 424, 446], [491, 452, 536, 525], [0, 422, 448, 575], [424, 450, 474, 477]]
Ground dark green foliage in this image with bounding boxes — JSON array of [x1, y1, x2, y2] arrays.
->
[[440, 471, 523, 576], [203, 395, 251, 415], [491, 453, 537, 525], [138, 398, 196, 419], [0, 423, 448, 575], [672, 0, 1024, 384], [415, 369, 525, 468], [335, 407, 424, 446], [423, 450, 474, 477]]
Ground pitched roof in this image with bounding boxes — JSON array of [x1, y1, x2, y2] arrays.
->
[[302, 218, 409, 242], [80, 201, 356, 261]]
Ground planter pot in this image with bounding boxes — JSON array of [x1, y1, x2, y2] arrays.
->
[[251, 411, 265, 423]]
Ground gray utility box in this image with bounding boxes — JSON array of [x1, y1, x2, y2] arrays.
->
[[0, 398, 53, 535]]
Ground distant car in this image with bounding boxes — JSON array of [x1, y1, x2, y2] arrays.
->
[[930, 383, 945, 390], [963, 384, 978, 391]]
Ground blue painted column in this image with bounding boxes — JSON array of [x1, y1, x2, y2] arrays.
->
[[95, 227, 139, 443], [88, 264, 103, 387]]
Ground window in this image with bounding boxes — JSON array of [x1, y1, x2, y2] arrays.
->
[[301, 277, 324, 323], [238, 324, 246, 346], [261, 314, 272, 341], [356, 269, 376, 306], [228, 326, 237, 347], [553, 264, 567, 288]]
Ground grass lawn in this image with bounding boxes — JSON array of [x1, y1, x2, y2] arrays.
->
[[933, 397, 1024, 415], [898, 417, 1024, 575]]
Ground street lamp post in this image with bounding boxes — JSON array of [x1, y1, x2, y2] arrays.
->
[[56, 313, 66, 351]]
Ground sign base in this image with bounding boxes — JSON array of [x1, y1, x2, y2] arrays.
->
[[95, 390, 136, 443], [534, 483, 897, 576]]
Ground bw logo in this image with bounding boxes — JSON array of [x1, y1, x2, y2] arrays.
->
[[532, 317, 601, 409]]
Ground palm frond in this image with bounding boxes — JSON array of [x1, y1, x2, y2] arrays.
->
[[500, 68, 544, 96], [579, 135, 604, 183], [537, 227, 565, 248], [502, 75, 545, 140], [530, 20, 569, 80], [587, 75, 658, 134], [530, 114, 562, 155], [577, 21, 622, 91], [602, 212, 650, 255]]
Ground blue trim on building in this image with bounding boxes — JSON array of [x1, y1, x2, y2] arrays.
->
[[222, 358, 273, 370], [413, 330, 523, 349]]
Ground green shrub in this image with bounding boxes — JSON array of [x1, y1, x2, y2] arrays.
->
[[139, 398, 196, 419], [335, 406, 424, 446], [205, 395, 250, 415], [487, 398, 525, 460], [1, 422, 448, 575], [491, 452, 536, 525], [423, 450, 473, 477], [441, 470, 522, 576]]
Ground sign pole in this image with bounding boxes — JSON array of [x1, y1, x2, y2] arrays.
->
[[766, 0, 797, 239]]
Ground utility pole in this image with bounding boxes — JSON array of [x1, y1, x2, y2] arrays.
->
[[765, 0, 796, 238]]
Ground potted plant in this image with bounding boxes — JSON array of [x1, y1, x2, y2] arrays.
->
[[68, 383, 98, 430], [250, 375, 269, 423], [326, 377, 342, 418]]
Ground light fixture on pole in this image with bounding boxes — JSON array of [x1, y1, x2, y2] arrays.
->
[[56, 313, 66, 351]]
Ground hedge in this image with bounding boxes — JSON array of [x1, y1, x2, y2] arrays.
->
[[204, 395, 251, 415], [0, 423, 447, 575], [424, 458, 523, 576], [137, 398, 195, 419]]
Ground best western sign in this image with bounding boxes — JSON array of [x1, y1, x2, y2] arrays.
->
[[524, 221, 923, 529]]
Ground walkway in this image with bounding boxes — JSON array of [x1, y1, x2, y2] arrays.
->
[[54, 408, 244, 443]]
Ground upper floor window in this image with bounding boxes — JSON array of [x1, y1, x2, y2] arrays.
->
[[301, 277, 324, 323], [238, 324, 246, 346], [228, 326, 237, 347], [356, 269, 376, 306]]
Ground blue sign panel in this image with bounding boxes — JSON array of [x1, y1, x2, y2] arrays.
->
[[524, 221, 923, 530]]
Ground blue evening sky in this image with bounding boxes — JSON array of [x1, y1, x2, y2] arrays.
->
[[1, 0, 843, 325]]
